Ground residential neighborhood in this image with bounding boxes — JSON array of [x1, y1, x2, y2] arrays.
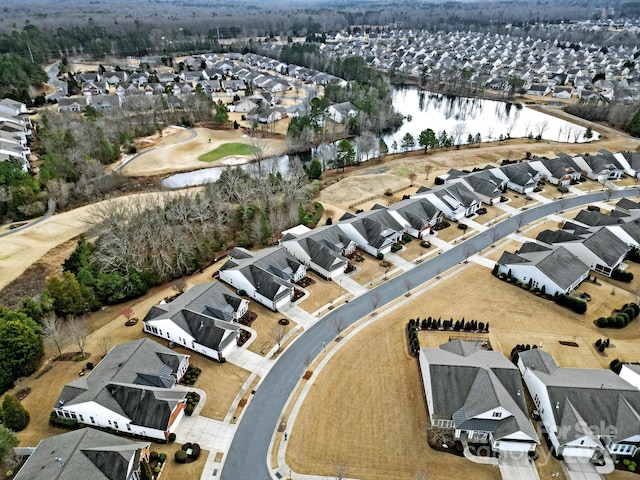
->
[[3, 4, 640, 480]]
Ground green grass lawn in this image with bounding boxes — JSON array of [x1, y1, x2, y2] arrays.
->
[[198, 142, 259, 162]]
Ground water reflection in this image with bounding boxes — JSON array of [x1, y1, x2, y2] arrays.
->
[[382, 86, 589, 146]]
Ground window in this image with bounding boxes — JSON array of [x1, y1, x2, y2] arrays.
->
[[90, 417, 95, 424], [108, 420, 112, 425], [492, 411, 502, 418], [114, 422, 119, 429], [79, 415, 84, 422], [127, 424, 132, 431]]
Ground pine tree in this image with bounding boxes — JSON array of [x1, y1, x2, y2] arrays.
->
[[2, 394, 29, 431]]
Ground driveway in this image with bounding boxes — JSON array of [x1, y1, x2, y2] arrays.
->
[[564, 457, 603, 480], [499, 452, 540, 480]]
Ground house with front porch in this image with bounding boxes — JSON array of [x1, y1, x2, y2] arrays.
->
[[53, 338, 189, 441], [218, 247, 305, 311], [573, 153, 624, 183], [536, 227, 630, 277], [530, 155, 583, 186], [495, 242, 590, 295], [518, 349, 640, 459], [143, 282, 246, 362], [328, 101, 359, 123], [14, 428, 150, 480], [280, 224, 353, 280], [492, 162, 541, 194], [416, 181, 482, 221], [385, 197, 444, 238], [337, 208, 404, 256], [419, 340, 539, 454]]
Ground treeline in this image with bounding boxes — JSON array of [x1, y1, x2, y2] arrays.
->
[[0, 53, 48, 101], [0, 309, 43, 394], [39, 164, 320, 315], [0, 92, 218, 224], [564, 102, 640, 137]]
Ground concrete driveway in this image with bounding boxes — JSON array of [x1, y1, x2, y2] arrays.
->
[[499, 452, 541, 480], [563, 456, 607, 480]]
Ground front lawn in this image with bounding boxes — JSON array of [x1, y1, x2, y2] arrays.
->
[[198, 142, 259, 162]]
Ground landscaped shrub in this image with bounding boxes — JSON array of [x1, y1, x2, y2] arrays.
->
[[150, 451, 159, 461], [391, 242, 403, 253], [190, 443, 201, 460], [596, 317, 607, 327], [175, 449, 188, 463], [49, 411, 78, 428], [185, 405, 194, 416], [554, 293, 587, 314], [376, 252, 384, 260], [168, 433, 176, 443], [612, 269, 634, 282], [402, 233, 412, 243], [1, 394, 29, 431], [610, 358, 623, 374]]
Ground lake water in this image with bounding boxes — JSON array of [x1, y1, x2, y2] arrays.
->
[[163, 86, 593, 188], [382, 87, 593, 147]]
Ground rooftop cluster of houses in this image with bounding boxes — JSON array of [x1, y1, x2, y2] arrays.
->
[[310, 28, 640, 102], [200, 150, 637, 314], [420, 340, 640, 462], [58, 52, 352, 124], [0, 99, 33, 170], [497, 199, 640, 293]]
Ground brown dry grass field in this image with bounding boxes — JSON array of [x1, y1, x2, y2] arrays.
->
[[247, 303, 297, 356], [351, 253, 389, 284], [152, 445, 209, 479], [298, 271, 344, 313], [287, 261, 640, 479], [434, 224, 475, 243]]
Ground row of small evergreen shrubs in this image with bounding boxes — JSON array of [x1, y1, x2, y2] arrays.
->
[[553, 293, 587, 314], [185, 391, 201, 416], [510, 343, 540, 363], [596, 302, 640, 329], [49, 411, 78, 428], [433, 220, 450, 231], [179, 366, 202, 386], [408, 321, 420, 355], [410, 316, 490, 333], [492, 266, 551, 298]]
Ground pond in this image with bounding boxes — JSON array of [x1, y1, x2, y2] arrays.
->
[[163, 86, 593, 188], [382, 87, 593, 147]]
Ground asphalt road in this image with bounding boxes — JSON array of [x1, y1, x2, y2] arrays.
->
[[220, 187, 639, 480]]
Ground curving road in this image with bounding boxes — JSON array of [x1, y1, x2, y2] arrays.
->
[[221, 188, 639, 480]]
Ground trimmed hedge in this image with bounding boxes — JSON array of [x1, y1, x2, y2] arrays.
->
[[49, 411, 78, 428], [554, 293, 587, 314], [612, 269, 634, 282], [175, 449, 188, 463], [596, 302, 639, 329]]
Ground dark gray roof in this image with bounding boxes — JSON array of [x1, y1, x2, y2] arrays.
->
[[388, 197, 441, 230], [14, 428, 149, 480], [520, 349, 640, 444], [574, 210, 624, 227], [582, 228, 629, 267], [55, 339, 187, 430], [621, 219, 640, 243], [144, 282, 243, 323], [536, 229, 582, 245], [561, 221, 593, 236], [501, 162, 538, 187], [540, 156, 581, 179], [616, 197, 640, 212], [422, 341, 538, 443], [220, 247, 302, 301]]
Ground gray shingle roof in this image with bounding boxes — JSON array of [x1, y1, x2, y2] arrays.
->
[[55, 339, 187, 430], [422, 341, 538, 443], [520, 349, 640, 444], [574, 210, 624, 227], [14, 428, 149, 480]]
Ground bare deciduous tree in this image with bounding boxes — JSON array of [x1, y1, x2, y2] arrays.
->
[[173, 279, 188, 294], [331, 316, 345, 339], [424, 164, 433, 180], [380, 260, 392, 280], [408, 172, 417, 187], [335, 462, 347, 480], [404, 278, 414, 296], [98, 336, 114, 357], [41, 315, 67, 357], [370, 292, 382, 314], [67, 316, 91, 358], [271, 324, 287, 349]]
